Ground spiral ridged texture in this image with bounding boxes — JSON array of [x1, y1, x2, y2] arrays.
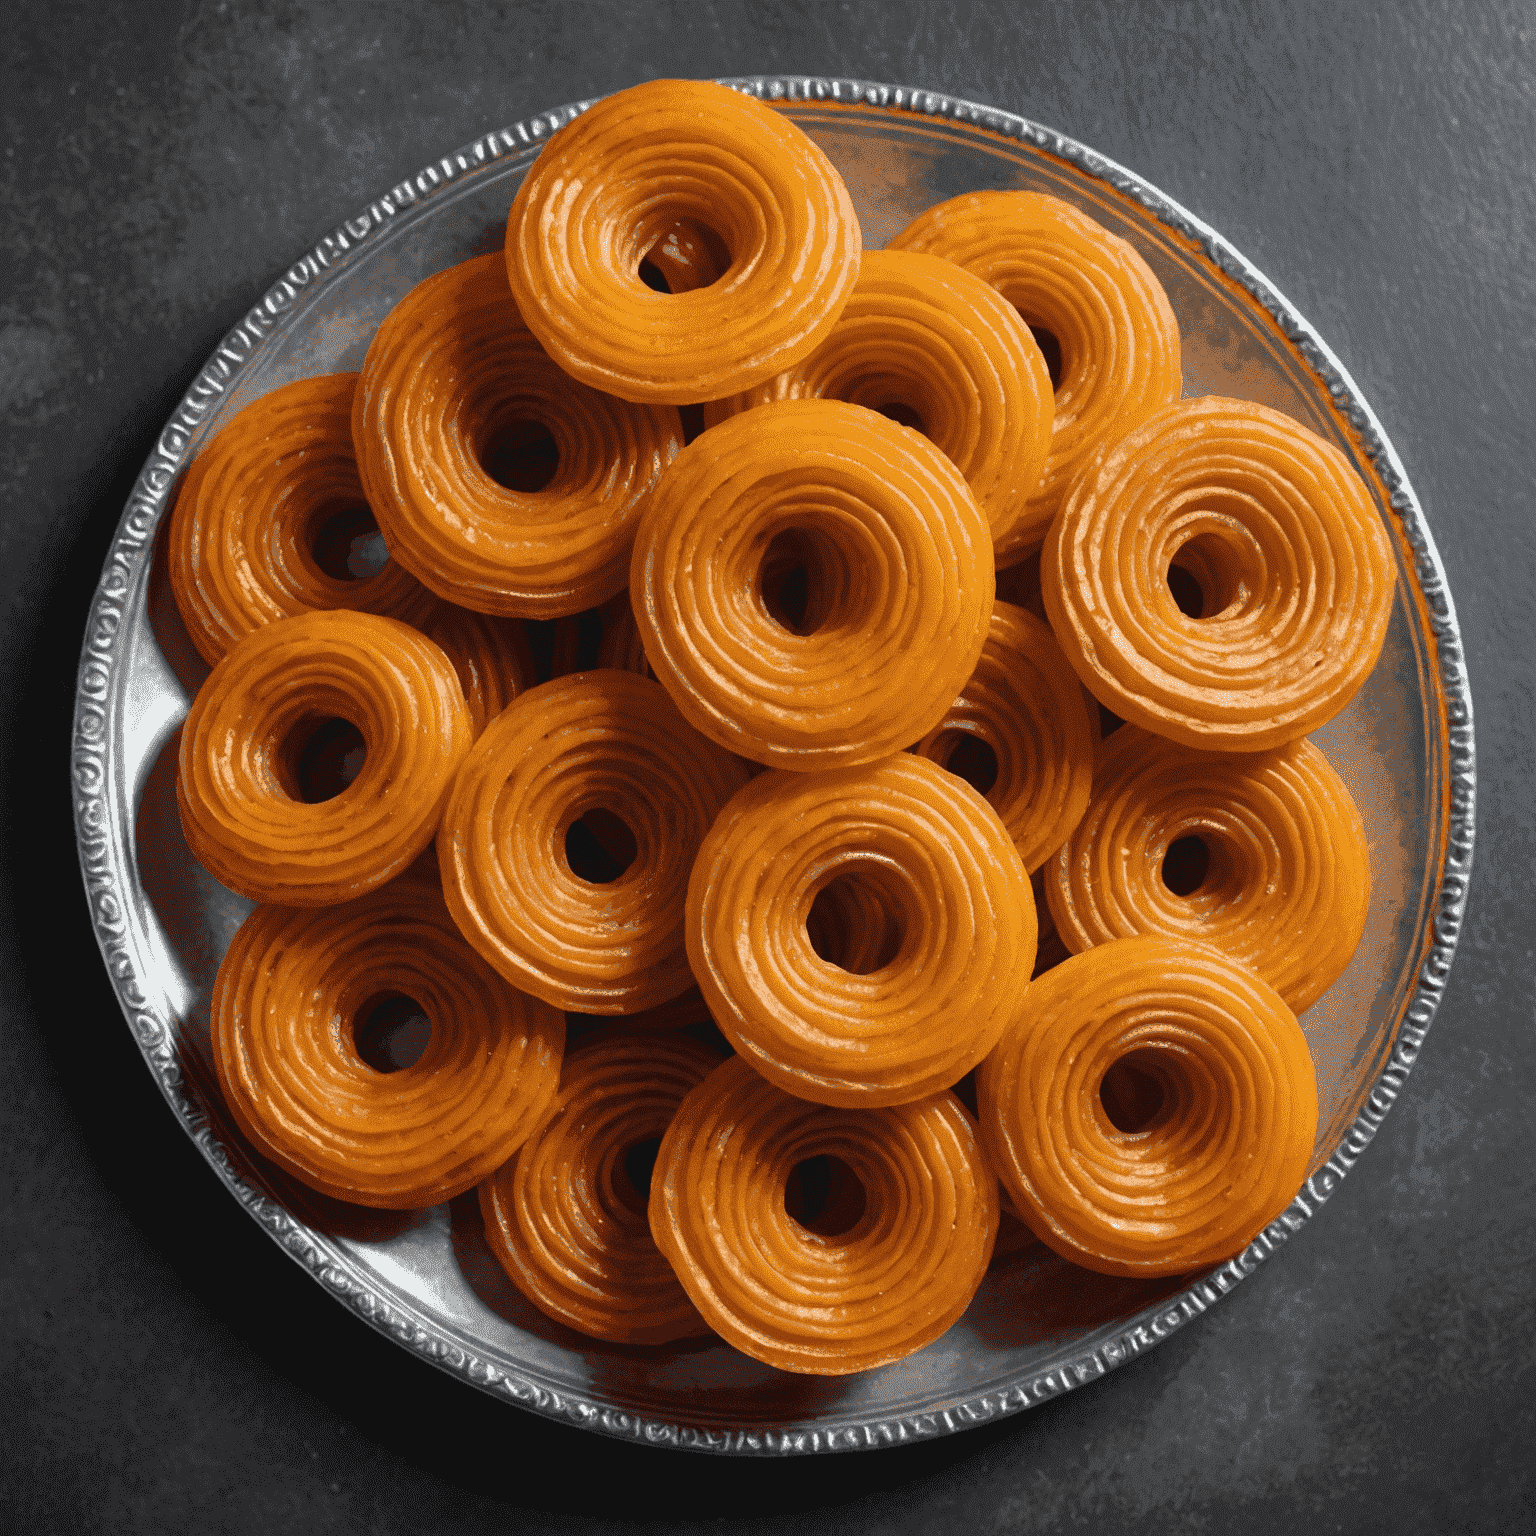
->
[[414, 601, 536, 736], [1042, 396, 1397, 749], [889, 190, 1181, 548], [650, 1056, 999, 1374], [211, 880, 564, 1208], [479, 1029, 722, 1343], [169, 373, 434, 664], [631, 398, 993, 770], [177, 610, 472, 906], [687, 754, 1036, 1107], [1046, 726, 1370, 1013], [353, 253, 683, 617], [704, 251, 1053, 561], [439, 670, 753, 1013], [913, 600, 1095, 872], [505, 78, 861, 404], [976, 936, 1317, 1277]]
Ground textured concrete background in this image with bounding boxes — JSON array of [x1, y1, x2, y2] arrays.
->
[[3, 1, 1532, 1531]]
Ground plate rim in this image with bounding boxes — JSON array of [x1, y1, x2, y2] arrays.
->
[[70, 73, 1476, 1456]]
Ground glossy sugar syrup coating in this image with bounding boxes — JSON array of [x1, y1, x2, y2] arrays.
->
[[704, 249, 1055, 561], [352, 252, 683, 617], [913, 599, 1096, 872], [168, 373, 435, 665], [411, 600, 536, 738], [1041, 396, 1397, 750], [211, 876, 564, 1209], [479, 1028, 723, 1344], [976, 935, 1318, 1278], [176, 609, 473, 906], [888, 190, 1181, 552], [649, 1055, 999, 1375], [630, 398, 994, 770], [1045, 725, 1371, 1014], [505, 78, 861, 404], [438, 670, 753, 1014], [687, 753, 1037, 1108]]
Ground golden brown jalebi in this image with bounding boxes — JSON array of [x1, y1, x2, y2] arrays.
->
[[177, 610, 472, 906], [889, 190, 1181, 550], [631, 398, 993, 770], [687, 753, 1036, 1107], [977, 935, 1317, 1277], [1042, 396, 1396, 750], [414, 601, 535, 737], [913, 599, 1095, 872], [438, 670, 752, 1013], [352, 253, 683, 617], [1046, 725, 1370, 1013], [479, 1028, 722, 1343], [649, 1055, 998, 1374], [505, 78, 861, 403], [169, 373, 434, 664], [704, 250, 1054, 561], [212, 877, 564, 1208]]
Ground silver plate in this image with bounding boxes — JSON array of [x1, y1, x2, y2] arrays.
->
[[72, 77, 1475, 1455]]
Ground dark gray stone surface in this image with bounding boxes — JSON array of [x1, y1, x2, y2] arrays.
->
[[3, 1, 1531, 1531]]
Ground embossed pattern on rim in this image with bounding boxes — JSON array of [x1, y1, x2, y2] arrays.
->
[[71, 75, 1475, 1455]]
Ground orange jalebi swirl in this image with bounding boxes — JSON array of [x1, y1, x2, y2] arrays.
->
[[1045, 725, 1370, 1013], [687, 754, 1036, 1107], [212, 878, 564, 1209], [649, 1055, 998, 1375], [177, 610, 472, 906], [169, 373, 434, 664], [631, 398, 993, 770], [505, 78, 861, 404], [414, 601, 535, 736], [1041, 396, 1397, 750], [352, 253, 683, 617], [913, 600, 1095, 872], [438, 670, 752, 1014], [479, 1028, 722, 1344], [704, 250, 1054, 561], [889, 190, 1181, 550], [977, 936, 1317, 1277]]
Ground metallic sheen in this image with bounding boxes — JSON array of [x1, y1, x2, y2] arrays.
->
[[72, 76, 1475, 1454]]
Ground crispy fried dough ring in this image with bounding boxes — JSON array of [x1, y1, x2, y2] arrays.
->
[[1046, 726, 1370, 1013], [650, 1056, 999, 1374], [631, 398, 993, 770], [889, 190, 1180, 549], [1041, 396, 1397, 749], [687, 754, 1036, 1107], [913, 600, 1095, 872], [505, 78, 861, 403], [353, 254, 682, 617], [212, 880, 564, 1209], [704, 250, 1053, 560], [479, 1029, 722, 1344], [977, 936, 1317, 1278], [169, 373, 434, 664], [177, 610, 472, 906], [439, 670, 752, 1013], [414, 601, 536, 736]]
